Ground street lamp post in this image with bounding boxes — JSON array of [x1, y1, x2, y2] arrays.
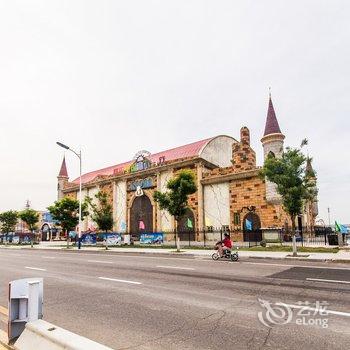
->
[[56, 142, 82, 249], [327, 207, 331, 227]]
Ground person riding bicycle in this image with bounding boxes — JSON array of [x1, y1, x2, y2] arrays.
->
[[216, 233, 232, 257]]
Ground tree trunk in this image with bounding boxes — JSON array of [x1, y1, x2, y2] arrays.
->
[[66, 229, 69, 249], [291, 215, 297, 257], [105, 231, 109, 250], [175, 219, 180, 252], [31, 230, 34, 248]]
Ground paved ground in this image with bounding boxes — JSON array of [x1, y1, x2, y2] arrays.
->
[[0, 249, 349, 349]]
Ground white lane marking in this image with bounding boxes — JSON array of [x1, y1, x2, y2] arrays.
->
[[279, 302, 350, 318], [157, 265, 195, 271], [42, 256, 55, 259], [88, 260, 113, 264], [306, 278, 350, 285], [98, 277, 142, 285], [243, 261, 350, 271], [25, 266, 46, 271]]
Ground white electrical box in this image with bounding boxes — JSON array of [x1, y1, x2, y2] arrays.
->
[[8, 278, 43, 341]]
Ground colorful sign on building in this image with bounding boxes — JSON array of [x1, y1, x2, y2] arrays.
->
[[129, 178, 154, 191]]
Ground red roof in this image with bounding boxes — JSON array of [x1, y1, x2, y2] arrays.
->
[[72, 137, 214, 184], [263, 96, 282, 136], [58, 157, 68, 177]]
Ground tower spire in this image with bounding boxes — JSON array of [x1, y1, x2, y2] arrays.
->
[[261, 92, 285, 204], [58, 156, 68, 178], [263, 94, 282, 136]]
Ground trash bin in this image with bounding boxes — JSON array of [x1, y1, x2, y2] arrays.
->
[[327, 234, 338, 246]]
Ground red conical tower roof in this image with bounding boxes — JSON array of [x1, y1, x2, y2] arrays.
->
[[58, 157, 68, 177], [263, 96, 282, 136]]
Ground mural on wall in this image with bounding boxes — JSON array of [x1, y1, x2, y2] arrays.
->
[[159, 170, 173, 231], [114, 181, 127, 233], [203, 183, 230, 228], [120, 221, 127, 232]]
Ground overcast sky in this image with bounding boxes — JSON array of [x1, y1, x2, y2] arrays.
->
[[0, 1, 349, 224]]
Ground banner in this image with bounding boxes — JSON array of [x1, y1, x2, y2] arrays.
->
[[80, 233, 97, 245], [245, 219, 252, 231], [187, 218, 193, 228], [21, 235, 31, 244], [140, 233, 164, 244], [335, 221, 349, 234], [104, 233, 122, 246], [1, 234, 29, 244]]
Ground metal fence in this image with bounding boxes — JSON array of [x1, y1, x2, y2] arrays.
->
[[3, 226, 344, 248], [126, 226, 343, 248]]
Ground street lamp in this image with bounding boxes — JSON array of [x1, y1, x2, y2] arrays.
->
[[56, 141, 82, 249], [327, 207, 331, 227]]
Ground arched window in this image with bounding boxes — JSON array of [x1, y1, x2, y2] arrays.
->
[[177, 209, 196, 241], [242, 212, 262, 242]]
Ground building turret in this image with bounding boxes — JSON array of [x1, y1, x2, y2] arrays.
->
[[57, 157, 69, 200], [261, 95, 285, 203], [232, 127, 256, 171]]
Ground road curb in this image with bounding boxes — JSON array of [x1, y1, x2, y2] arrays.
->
[[14, 320, 113, 350], [0, 331, 13, 350], [2, 246, 349, 263], [17, 247, 199, 258], [243, 256, 329, 263]]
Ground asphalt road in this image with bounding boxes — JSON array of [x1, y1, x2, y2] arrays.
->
[[0, 249, 349, 349]]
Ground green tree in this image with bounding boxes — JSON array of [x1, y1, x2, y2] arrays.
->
[[19, 208, 39, 232], [86, 191, 113, 249], [19, 208, 39, 247], [48, 197, 88, 246], [154, 170, 197, 249], [86, 191, 113, 232], [0, 210, 18, 242], [260, 142, 315, 256]]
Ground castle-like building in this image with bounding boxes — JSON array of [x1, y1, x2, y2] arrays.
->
[[57, 96, 318, 241]]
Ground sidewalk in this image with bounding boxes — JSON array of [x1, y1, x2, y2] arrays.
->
[[2, 242, 350, 262]]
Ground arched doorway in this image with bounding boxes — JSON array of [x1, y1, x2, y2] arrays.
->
[[130, 195, 153, 237], [243, 212, 262, 242], [41, 223, 51, 241], [177, 209, 196, 242]]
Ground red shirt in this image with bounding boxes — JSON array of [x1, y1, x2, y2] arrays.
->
[[223, 237, 232, 248]]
